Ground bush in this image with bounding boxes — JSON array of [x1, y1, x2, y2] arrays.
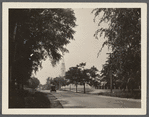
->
[[28, 77, 40, 89]]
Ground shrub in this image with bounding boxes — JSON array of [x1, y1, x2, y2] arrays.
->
[[28, 77, 40, 89]]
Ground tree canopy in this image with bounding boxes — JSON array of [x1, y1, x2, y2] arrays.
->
[[65, 63, 100, 91], [27, 77, 40, 89], [93, 8, 141, 86], [9, 9, 76, 87]]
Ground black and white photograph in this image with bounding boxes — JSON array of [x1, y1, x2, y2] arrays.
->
[[2, 2, 147, 115]]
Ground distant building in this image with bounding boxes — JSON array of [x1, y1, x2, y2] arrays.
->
[[61, 57, 66, 77]]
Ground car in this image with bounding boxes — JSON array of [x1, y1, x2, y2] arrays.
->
[[50, 85, 56, 92]]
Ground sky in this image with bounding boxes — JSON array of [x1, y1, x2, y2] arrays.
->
[[34, 9, 109, 84]]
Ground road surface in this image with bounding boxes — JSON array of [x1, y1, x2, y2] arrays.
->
[[40, 90, 141, 108]]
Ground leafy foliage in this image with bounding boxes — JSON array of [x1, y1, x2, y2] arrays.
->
[[93, 8, 141, 87], [27, 77, 40, 89], [65, 66, 81, 84], [9, 9, 76, 87], [45, 77, 67, 90], [65, 63, 90, 93], [65, 63, 100, 89], [87, 66, 100, 88]]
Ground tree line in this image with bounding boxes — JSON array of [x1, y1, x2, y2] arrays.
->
[[9, 9, 76, 91], [92, 8, 141, 90], [9, 8, 141, 104], [9, 9, 76, 107], [65, 63, 99, 93], [41, 63, 100, 93]]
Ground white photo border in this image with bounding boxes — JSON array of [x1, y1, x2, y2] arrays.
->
[[2, 2, 147, 115]]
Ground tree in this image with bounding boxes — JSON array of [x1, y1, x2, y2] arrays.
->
[[93, 8, 141, 88], [53, 77, 67, 89], [45, 76, 67, 90], [66, 63, 95, 93], [77, 63, 90, 93], [65, 66, 81, 92], [27, 77, 40, 89], [87, 66, 100, 89], [9, 9, 76, 90], [45, 77, 52, 90]]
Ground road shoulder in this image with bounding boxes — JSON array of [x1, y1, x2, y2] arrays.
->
[[41, 91, 63, 108]]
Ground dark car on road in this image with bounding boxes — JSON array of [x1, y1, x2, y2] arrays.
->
[[50, 85, 56, 92]]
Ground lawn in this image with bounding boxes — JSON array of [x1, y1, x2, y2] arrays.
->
[[62, 86, 141, 99]]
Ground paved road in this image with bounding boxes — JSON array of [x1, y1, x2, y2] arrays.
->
[[41, 90, 141, 108]]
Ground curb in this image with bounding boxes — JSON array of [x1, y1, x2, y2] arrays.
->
[[42, 92, 63, 108]]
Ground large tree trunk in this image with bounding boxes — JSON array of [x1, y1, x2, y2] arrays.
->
[[10, 22, 18, 88]]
